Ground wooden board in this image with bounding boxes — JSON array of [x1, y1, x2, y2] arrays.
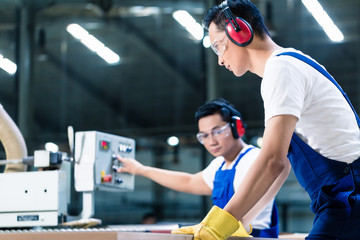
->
[[0, 230, 303, 240]]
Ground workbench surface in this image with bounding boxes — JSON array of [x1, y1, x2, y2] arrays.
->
[[0, 230, 305, 240]]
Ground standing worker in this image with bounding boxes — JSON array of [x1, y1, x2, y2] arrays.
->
[[117, 98, 279, 238], [172, 0, 360, 240]]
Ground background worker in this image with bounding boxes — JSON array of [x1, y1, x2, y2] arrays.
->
[[141, 212, 158, 225], [117, 98, 279, 238], [172, 0, 360, 240]]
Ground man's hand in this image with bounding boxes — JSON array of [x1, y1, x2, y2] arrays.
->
[[172, 206, 250, 240], [116, 155, 144, 175]]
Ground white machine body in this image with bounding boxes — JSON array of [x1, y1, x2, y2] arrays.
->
[[0, 170, 68, 227], [0, 131, 135, 228]]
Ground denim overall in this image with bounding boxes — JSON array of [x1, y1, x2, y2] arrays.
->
[[212, 147, 279, 238], [278, 52, 360, 239]]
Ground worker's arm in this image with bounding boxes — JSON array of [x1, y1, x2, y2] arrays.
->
[[241, 153, 291, 226], [224, 114, 296, 223], [172, 114, 296, 240], [117, 156, 212, 195]]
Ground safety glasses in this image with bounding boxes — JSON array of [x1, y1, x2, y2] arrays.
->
[[196, 123, 230, 144], [210, 33, 229, 56]]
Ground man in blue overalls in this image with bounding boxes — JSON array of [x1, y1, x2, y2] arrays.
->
[[117, 98, 278, 237], [172, 1, 360, 240], [197, 99, 279, 238]]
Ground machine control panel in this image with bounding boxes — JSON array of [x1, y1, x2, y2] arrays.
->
[[74, 131, 135, 192]]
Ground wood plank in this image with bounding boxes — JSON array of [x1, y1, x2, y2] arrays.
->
[[0, 230, 302, 240]]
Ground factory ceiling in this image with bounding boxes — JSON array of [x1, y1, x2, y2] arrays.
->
[[0, 0, 359, 153]]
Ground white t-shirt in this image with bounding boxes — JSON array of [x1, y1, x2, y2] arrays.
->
[[261, 48, 360, 163], [202, 145, 274, 230]]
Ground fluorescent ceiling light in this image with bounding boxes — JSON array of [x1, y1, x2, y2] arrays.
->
[[66, 23, 120, 64], [97, 47, 120, 65], [0, 54, 17, 75], [167, 136, 179, 146], [81, 35, 105, 52], [66, 24, 89, 40], [129, 6, 160, 17], [302, 0, 344, 42], [172, 10, 204, 41], [202, 35, 211, 48]]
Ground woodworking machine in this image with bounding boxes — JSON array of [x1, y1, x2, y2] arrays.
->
[[0, 131, 135, 228]]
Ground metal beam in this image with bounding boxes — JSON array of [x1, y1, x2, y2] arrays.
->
[[15, 5, 35, 139]]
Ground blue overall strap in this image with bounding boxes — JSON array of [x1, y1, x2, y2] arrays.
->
[[232, 146, 254, 168], [277, 51, 360, 127], [215, 146, 255, 172]]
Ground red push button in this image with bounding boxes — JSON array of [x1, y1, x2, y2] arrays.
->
[[102, 174, 112, 183]]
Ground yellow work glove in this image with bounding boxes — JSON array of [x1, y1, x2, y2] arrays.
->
[[232, 221, 252, 237], [171, 206, 250, 240]]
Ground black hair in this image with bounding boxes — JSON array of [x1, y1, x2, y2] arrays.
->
[[202, 0, 270, 39], [195, 98, 242, 123], [141, 212, 158, 224]]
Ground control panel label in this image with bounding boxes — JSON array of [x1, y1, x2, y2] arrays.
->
[[17, 215, 39, 222]]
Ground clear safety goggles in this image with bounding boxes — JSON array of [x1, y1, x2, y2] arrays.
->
[[196, 123, 230, 144], [210, 34, 229, 56]]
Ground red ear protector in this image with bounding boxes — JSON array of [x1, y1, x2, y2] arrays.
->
[[213, 100, 246, 139], [219, 0, 254, 47], [230, 116, 245, 139]]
